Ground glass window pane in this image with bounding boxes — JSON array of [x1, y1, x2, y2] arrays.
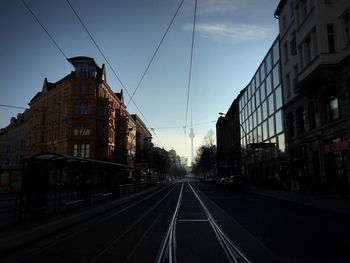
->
[[273, 65, 280, 88], [266, 73, 272, 96], [278, 134, 285, 155], [268, 94, 275, 115], [275, 85, 283, 109], [266, 51, 272, 73], [273, 41, 280, 65], [260, 61, 266, 81], [263, 121, 268, 141], [256, 72, 260, 86], [260, 83, 266, 103], [251, 79, 256, 92], [268, 115, 275, 137], [256, 86, 261, 105], [257, 106, 261, 124], [275, 110, 283, 134], [258, 125, 263, 142], [262, 101, 268, 120]]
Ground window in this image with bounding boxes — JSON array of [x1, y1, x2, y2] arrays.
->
[[262, 121, 268, 141], [261, 81, 266, 102], [342, 11, 350, 45], [73, 144, 90, 158], [268, 94, 275, 116], [272, 65, 280, 88], [275, 85, 283, 110], [286, 113, 295, 138], [304, 36, 312, 65], [266, 52, 272, 73], [272, 41, 280, 65], [326, 24, 335, 53], [275, 110, 283, 134], [296, 107, 306, 134], [278, 134, 285, 154], [75, 103, 89, 114], [262, 101, 268, 120], [256, 86, 261, 104], [257, 106, 261, 124], [266, 75, 272, 96], [326, 95, 340, 121], [268, 116, 275, 137], [260, 61, 266, 80]]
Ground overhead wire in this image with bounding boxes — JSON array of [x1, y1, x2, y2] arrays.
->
[[21, 0, 69, 60], [65, 0, 164, 146], [126, 0, 184, 107], [184, 0, 197, 131], [0, 104, 29, 110]]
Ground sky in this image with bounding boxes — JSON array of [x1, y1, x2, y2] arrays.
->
[[0, 0, 280, 162]]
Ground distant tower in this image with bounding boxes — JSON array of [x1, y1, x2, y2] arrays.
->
[[189, 112, 195, 166]]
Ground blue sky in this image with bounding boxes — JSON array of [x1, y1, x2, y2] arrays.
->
[[0, 0, 279, 161]]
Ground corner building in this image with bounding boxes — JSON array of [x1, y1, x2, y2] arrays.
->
[[28, 57, 128, 162], [275, 0, 350, 193]]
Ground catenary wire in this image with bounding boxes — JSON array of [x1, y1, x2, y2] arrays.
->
[[126, 0, 185, 107], [21, 0, 69, 60], [184, 0, 197, 131], [0, 104, 29, 110]]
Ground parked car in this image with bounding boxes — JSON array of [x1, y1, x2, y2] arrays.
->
[[227, 175, 248, 191]]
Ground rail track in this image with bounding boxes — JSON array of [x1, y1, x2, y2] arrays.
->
[[156, 180, 250, 263]]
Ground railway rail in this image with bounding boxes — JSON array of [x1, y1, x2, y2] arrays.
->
[[156, 180, 250, 263]]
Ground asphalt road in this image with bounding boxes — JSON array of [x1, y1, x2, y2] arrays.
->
[[3, 179, 348, 263], [195, 181, 350, 263]]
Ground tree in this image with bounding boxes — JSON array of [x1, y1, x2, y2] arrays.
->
[[203, 129, 215, 146], [194, 144, 217, 179]]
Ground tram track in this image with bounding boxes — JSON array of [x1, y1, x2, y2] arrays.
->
[[156, 180, 250, 263], [3, 183, 177, 263], [188, 181, 250, 263], [87, 183, 179, 263]]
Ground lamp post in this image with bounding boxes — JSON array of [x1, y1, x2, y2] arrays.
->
[[218, 112, 248, 178]]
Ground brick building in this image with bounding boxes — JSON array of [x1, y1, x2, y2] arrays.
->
[[28, 56, 129, 162]]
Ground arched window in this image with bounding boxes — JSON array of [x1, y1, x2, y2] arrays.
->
[[286, 113, 294, 138], [296, 107, 306, 134]]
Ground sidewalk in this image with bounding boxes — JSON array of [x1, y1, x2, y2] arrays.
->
[[0, 184, 163, 256], [251, 188, 350, 216]]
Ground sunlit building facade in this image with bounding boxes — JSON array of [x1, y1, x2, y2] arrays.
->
[[28, 56, 129, 162], [238, 37, 286, 186]]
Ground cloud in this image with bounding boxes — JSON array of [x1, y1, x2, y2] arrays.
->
[[197, 0, 268, 15], [184, 22, 272, 44]]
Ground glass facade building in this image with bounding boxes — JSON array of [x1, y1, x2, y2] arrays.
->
[[238, 37, 286, 184]]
